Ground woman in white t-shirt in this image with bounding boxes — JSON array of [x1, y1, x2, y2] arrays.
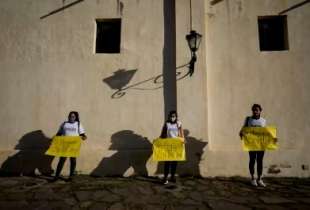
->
[[53, 111, 87, 181], [240, 104, 267, 187], [160, 110, 184, 185]]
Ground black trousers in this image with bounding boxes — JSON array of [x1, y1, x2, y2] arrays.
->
[[164, 161, 178, 179], [55, 157, 76, 177], [249, 151, 265, 177]]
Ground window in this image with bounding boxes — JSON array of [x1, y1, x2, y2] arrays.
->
[[95, 19, 121, 53], [258, 15, 289, 51]]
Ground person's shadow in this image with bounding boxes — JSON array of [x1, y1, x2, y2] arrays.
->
[[156, 129, 208, 177], [0, 130, 54, 176], [91, 130, 152, 177]]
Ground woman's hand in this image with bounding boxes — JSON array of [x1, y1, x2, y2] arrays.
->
[[178, 137, 185, 144]]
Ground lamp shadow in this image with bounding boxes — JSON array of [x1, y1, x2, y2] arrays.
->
[[91, 130, 152, 177], [155, 129, 208, 177], [103, 63, 190, 99], [0, 130, 54, 176]]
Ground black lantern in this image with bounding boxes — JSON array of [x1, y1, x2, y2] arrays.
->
[[186, 30, 202, 52], [186, 30, 202, 76]]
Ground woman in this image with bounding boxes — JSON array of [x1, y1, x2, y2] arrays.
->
[[160, 110, 184, 184], [54, 111, 87, 181], [240, 104, 266, 187]]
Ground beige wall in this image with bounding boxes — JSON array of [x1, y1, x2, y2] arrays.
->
[[1, 0, 309, 177], [0, 0, 207, 176], [204, 0, 310, 177]]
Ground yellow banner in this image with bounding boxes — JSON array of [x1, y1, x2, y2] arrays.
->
[[45, 136, 82, 157], [152, 138, 186, 161], [241, 126, 278, 151]]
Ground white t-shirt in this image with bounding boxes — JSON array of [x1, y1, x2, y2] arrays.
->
[[246, 117, 266, 127], [59, 121, 85, 136], [166, 121, 182, 138]]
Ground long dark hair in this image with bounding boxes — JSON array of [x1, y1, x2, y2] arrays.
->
[[68, 111, 80, 122]]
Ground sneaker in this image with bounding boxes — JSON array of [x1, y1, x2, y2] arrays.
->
[[257, 179, 266, 187], [251, 179, 258, 186], [163, 179, 169, 185]]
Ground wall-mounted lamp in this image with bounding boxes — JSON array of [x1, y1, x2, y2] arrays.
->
[[186, 30, 202, 76]]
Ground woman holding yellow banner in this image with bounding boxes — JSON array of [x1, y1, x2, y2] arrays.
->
[[240, 104, 267, 187], [47, 111, 87, 181], [160, 111, 184, 185]]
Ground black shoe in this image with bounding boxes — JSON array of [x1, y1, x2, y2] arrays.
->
[[49, 176, 59, 183], [170, 177, 176, 183], [66, 175, 75, 182]]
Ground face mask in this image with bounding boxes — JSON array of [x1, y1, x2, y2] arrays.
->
[[171, 117, 176, 122]]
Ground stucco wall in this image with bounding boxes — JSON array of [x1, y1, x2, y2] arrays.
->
[[1, 0, 309, 178], [0, 0, 207, 176], [204, 0, 310, 177]]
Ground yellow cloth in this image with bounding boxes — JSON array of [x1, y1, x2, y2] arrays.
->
[[241, 126, 278, 151], [45, 136, 82, 157], [152, 138, 186, 161]]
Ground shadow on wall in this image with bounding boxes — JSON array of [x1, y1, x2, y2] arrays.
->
[[91, 130, 152, 177], [163, 0, 177, 117], [278, 0, 310, 14], [156, 129, 208, 177], [103, 64, 190, 99], [40, 0, 85, 19], [0, 130, 54, 176], [210, 0, 225, 6]]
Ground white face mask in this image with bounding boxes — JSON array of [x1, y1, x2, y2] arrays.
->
[[171, 117, 177, 122]]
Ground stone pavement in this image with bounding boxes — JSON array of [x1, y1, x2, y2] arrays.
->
[[0, 175, 310, 210]]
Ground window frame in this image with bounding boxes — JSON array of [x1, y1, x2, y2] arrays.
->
[[257, 15, 289, 52], [95, 18, 122, 54]]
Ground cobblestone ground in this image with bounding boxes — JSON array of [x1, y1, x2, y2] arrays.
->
[[0, 175, 310, 210]]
